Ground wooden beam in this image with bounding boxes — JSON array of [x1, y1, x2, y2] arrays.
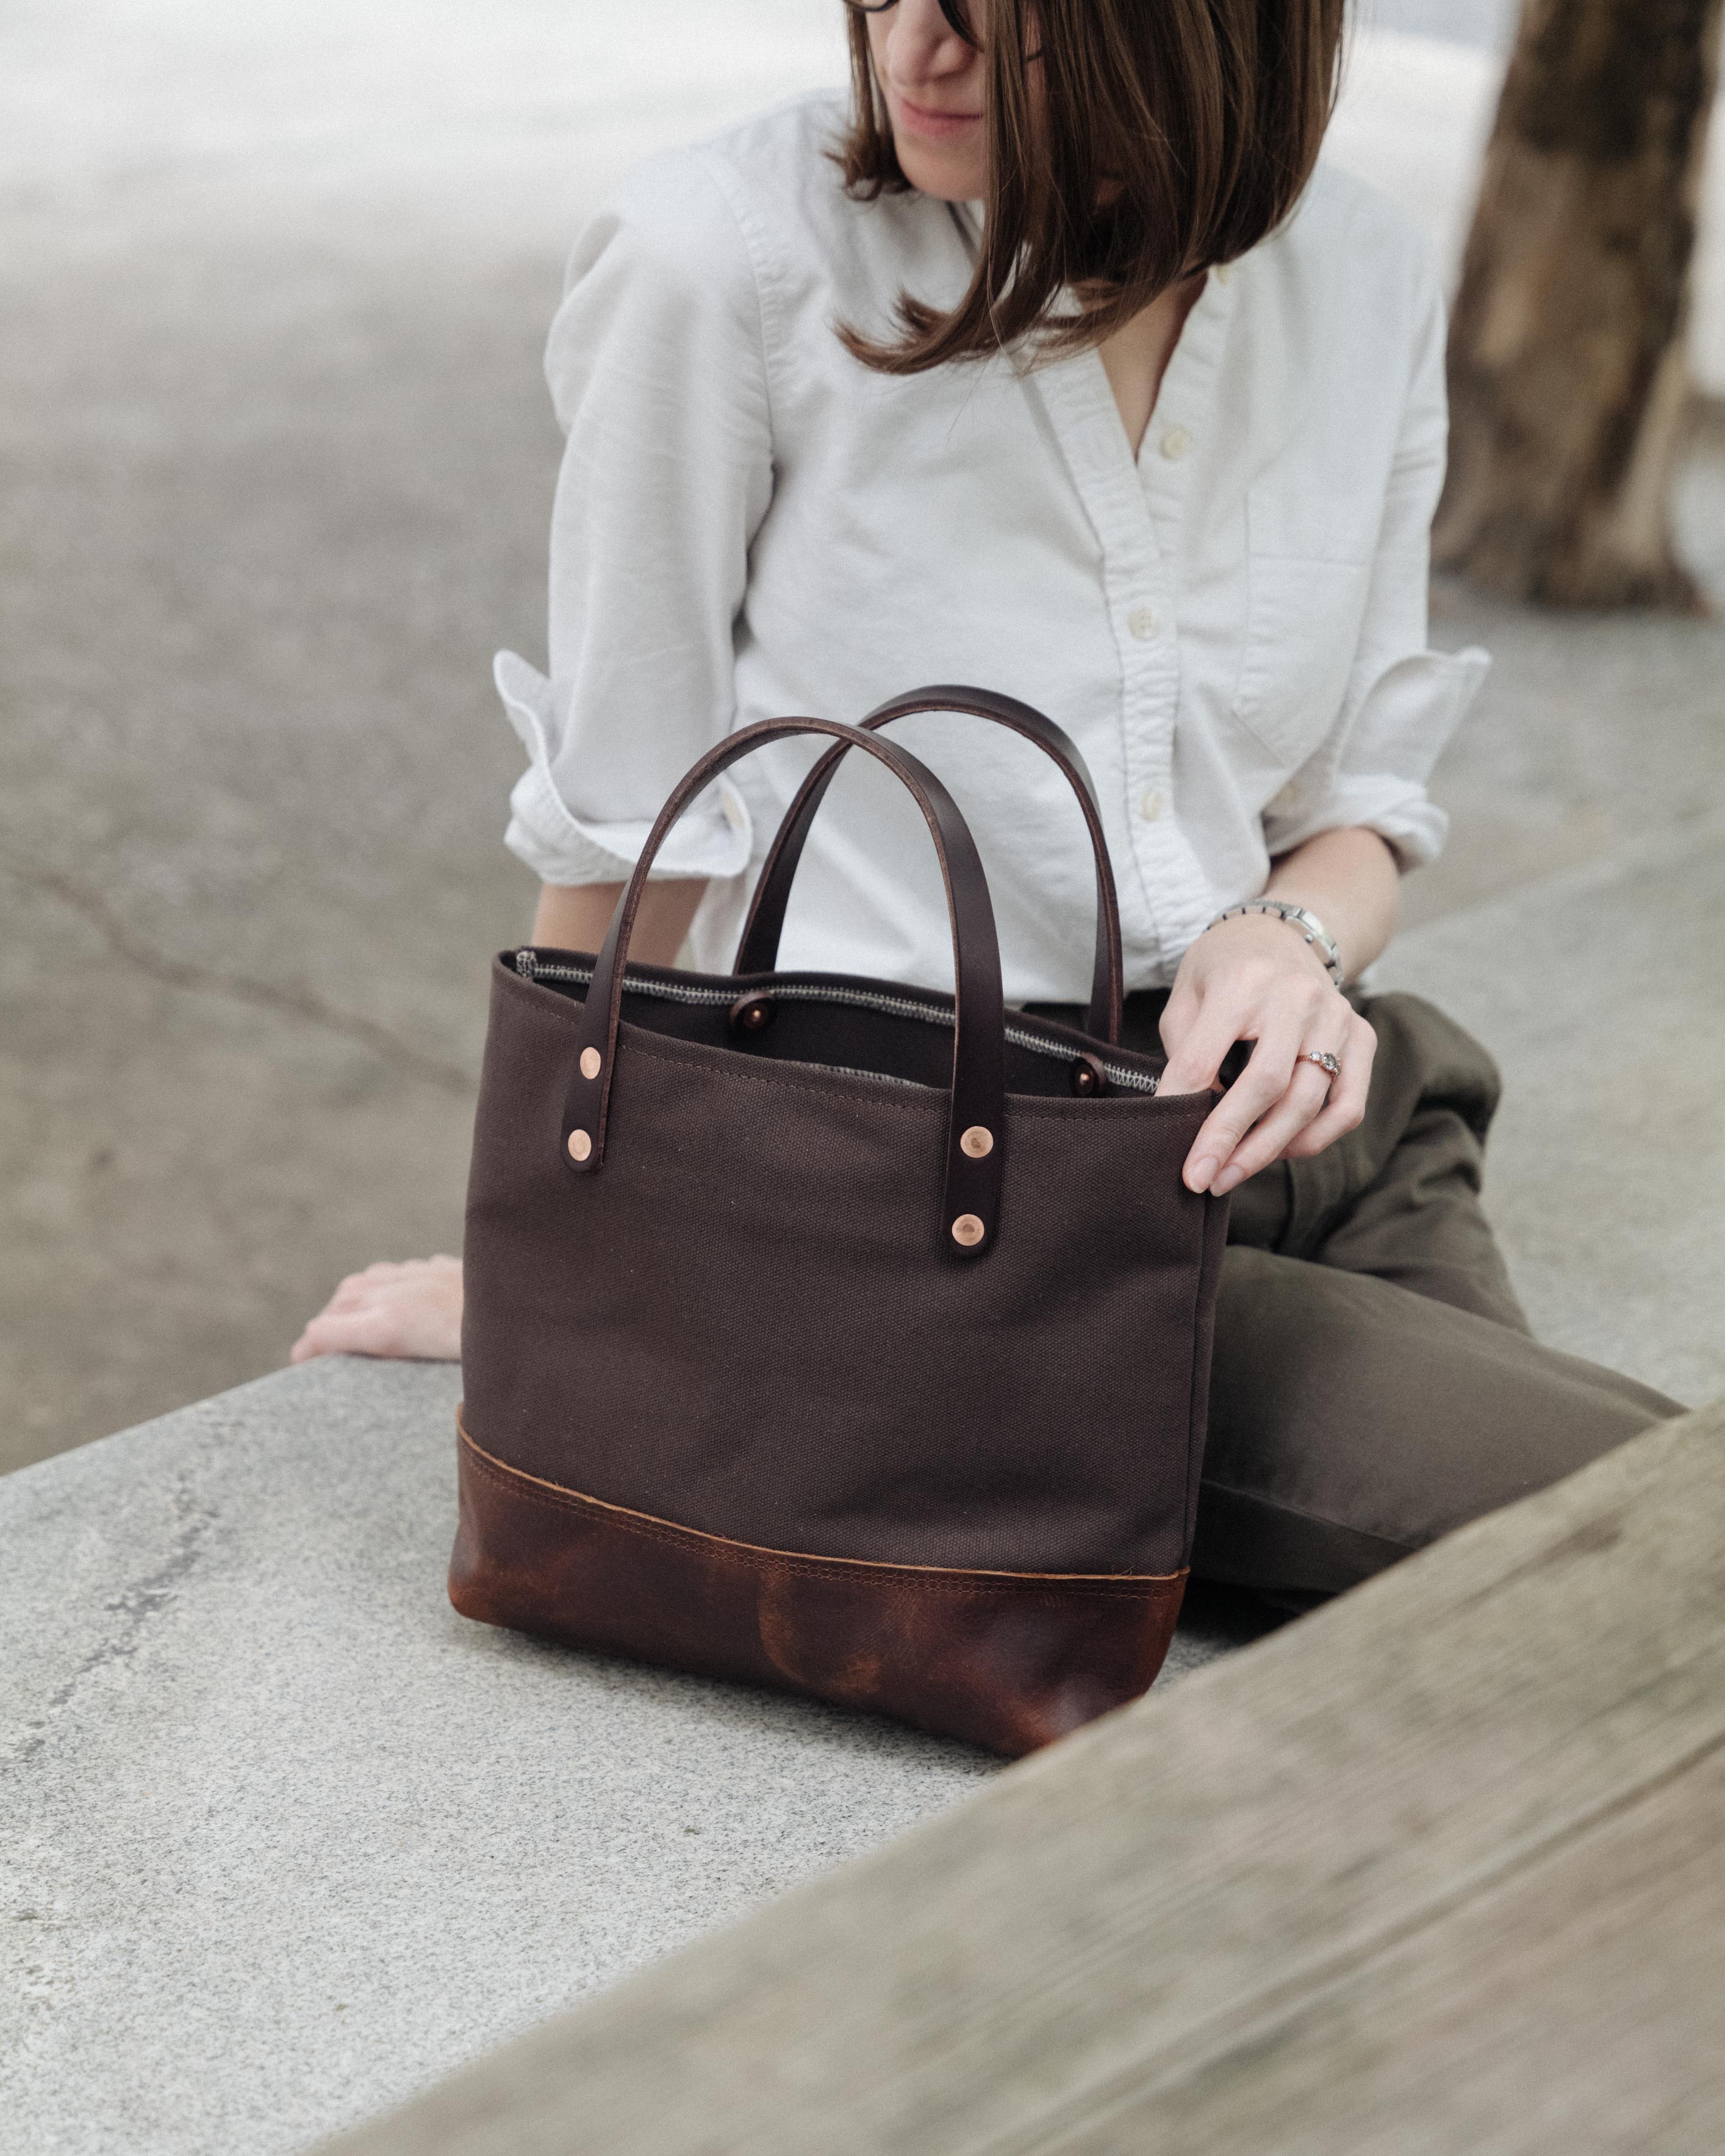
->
[[320, 1399, 1725, 2156]]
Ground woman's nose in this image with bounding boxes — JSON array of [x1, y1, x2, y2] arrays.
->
[[881, 0, 978, 79]]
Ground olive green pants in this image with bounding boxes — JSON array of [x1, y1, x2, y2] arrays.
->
[[1041, 989, 1684, 1607]]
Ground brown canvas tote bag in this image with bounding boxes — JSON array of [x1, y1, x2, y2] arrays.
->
[[454, 687, 1228, 1757]]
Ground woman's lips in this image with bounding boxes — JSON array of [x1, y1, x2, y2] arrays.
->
[[889, 91, 982, 143]]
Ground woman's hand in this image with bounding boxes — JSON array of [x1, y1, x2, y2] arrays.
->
[[1159, 912, 1376, 1196], [290, 1255, 464, 1364]]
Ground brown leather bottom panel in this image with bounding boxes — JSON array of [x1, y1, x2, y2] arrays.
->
[[450, 1416, 1187, 1758]]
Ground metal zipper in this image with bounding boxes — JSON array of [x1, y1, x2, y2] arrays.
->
[[514, 951, 1160, 1095]]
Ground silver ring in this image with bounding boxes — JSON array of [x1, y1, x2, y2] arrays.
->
[[1302, 1050, 1343, 1080]]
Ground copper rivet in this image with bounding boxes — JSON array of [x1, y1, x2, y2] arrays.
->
[[579, 1047, 601, 1080], [960, 1125, 994, 1159], [951, 1214, 984, 1247], [567, 1129, 592, 1163], [729, 992, 773, 1034]]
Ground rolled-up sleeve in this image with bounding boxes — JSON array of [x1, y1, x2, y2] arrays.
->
[[497, 148, 775, 886], [1262, 249, 1489, 872]]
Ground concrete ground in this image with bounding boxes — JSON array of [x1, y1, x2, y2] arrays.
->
[[2, 798, 1717, 2155], [0, 1358, 1274, 2156], [3, 0, 1724, 1473]]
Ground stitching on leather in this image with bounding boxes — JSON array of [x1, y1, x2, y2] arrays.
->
[[458, 1422, 1181, 1600]]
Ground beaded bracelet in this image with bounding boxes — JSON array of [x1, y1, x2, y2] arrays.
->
[[1203, 899, 1345, 987]]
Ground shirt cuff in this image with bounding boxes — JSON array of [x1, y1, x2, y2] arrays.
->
[[1304, 777, 1451, 872], [1263, 646, 1490, 872], [495, 650, 754, 887]]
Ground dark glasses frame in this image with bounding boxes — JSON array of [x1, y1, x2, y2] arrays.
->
[[843, 0, 979, 46]]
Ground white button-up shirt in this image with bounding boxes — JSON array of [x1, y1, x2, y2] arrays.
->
[[497, 91, 1488, 1003]]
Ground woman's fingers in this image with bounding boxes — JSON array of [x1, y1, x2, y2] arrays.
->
[[1282, 1016, 1377, 1159], [1157, 993, 1235, 1098], [1210, 1059, 1334, 1192], [1182, 1022, 1305, 1191], [1160, 944, 1365, 1191], [1161, 1035, 1232, 1103]]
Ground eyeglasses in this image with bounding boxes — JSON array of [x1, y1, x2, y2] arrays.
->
[[842, 0, 978, 46]]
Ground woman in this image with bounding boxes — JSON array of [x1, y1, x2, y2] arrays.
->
[[295, 0, 1677, 1606]]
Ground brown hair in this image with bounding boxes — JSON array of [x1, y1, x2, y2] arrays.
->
[[839, 0, 1347, 372]]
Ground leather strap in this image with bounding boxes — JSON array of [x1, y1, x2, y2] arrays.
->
[[564, 717, 1008, 1259], [734, 684, 1125, 1044]]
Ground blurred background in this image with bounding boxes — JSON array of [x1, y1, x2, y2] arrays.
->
[[3, 0, 1722, 1474]]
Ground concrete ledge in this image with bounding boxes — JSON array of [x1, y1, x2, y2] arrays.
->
[[1375, 811, 1725, 1406], [7, 811, 1716, 2156], [0, 1356, 1264, 2156], [320, 1396, 1725, 2156], [4, 784, 1718, 2156]]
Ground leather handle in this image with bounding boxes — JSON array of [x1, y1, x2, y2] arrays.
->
[[564, 717, 1008, 1259], [734, 684, 1125, 1045]]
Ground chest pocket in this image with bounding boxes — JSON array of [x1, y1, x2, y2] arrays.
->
[[1232, 485, 1377, 770]]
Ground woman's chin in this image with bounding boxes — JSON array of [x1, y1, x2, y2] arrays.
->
[[895, 142, 985, 203], [888, 106, 986, 203]]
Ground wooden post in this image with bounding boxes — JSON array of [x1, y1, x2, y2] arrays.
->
[[319, 1398, 1725, 2155], [1436, 0, 1724, 609]]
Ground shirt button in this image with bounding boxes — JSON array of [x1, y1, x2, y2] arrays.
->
[[1160, 425, 1192, 462], [1127, 606, 1160, 642], [1140, 789, 1164, 823]]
